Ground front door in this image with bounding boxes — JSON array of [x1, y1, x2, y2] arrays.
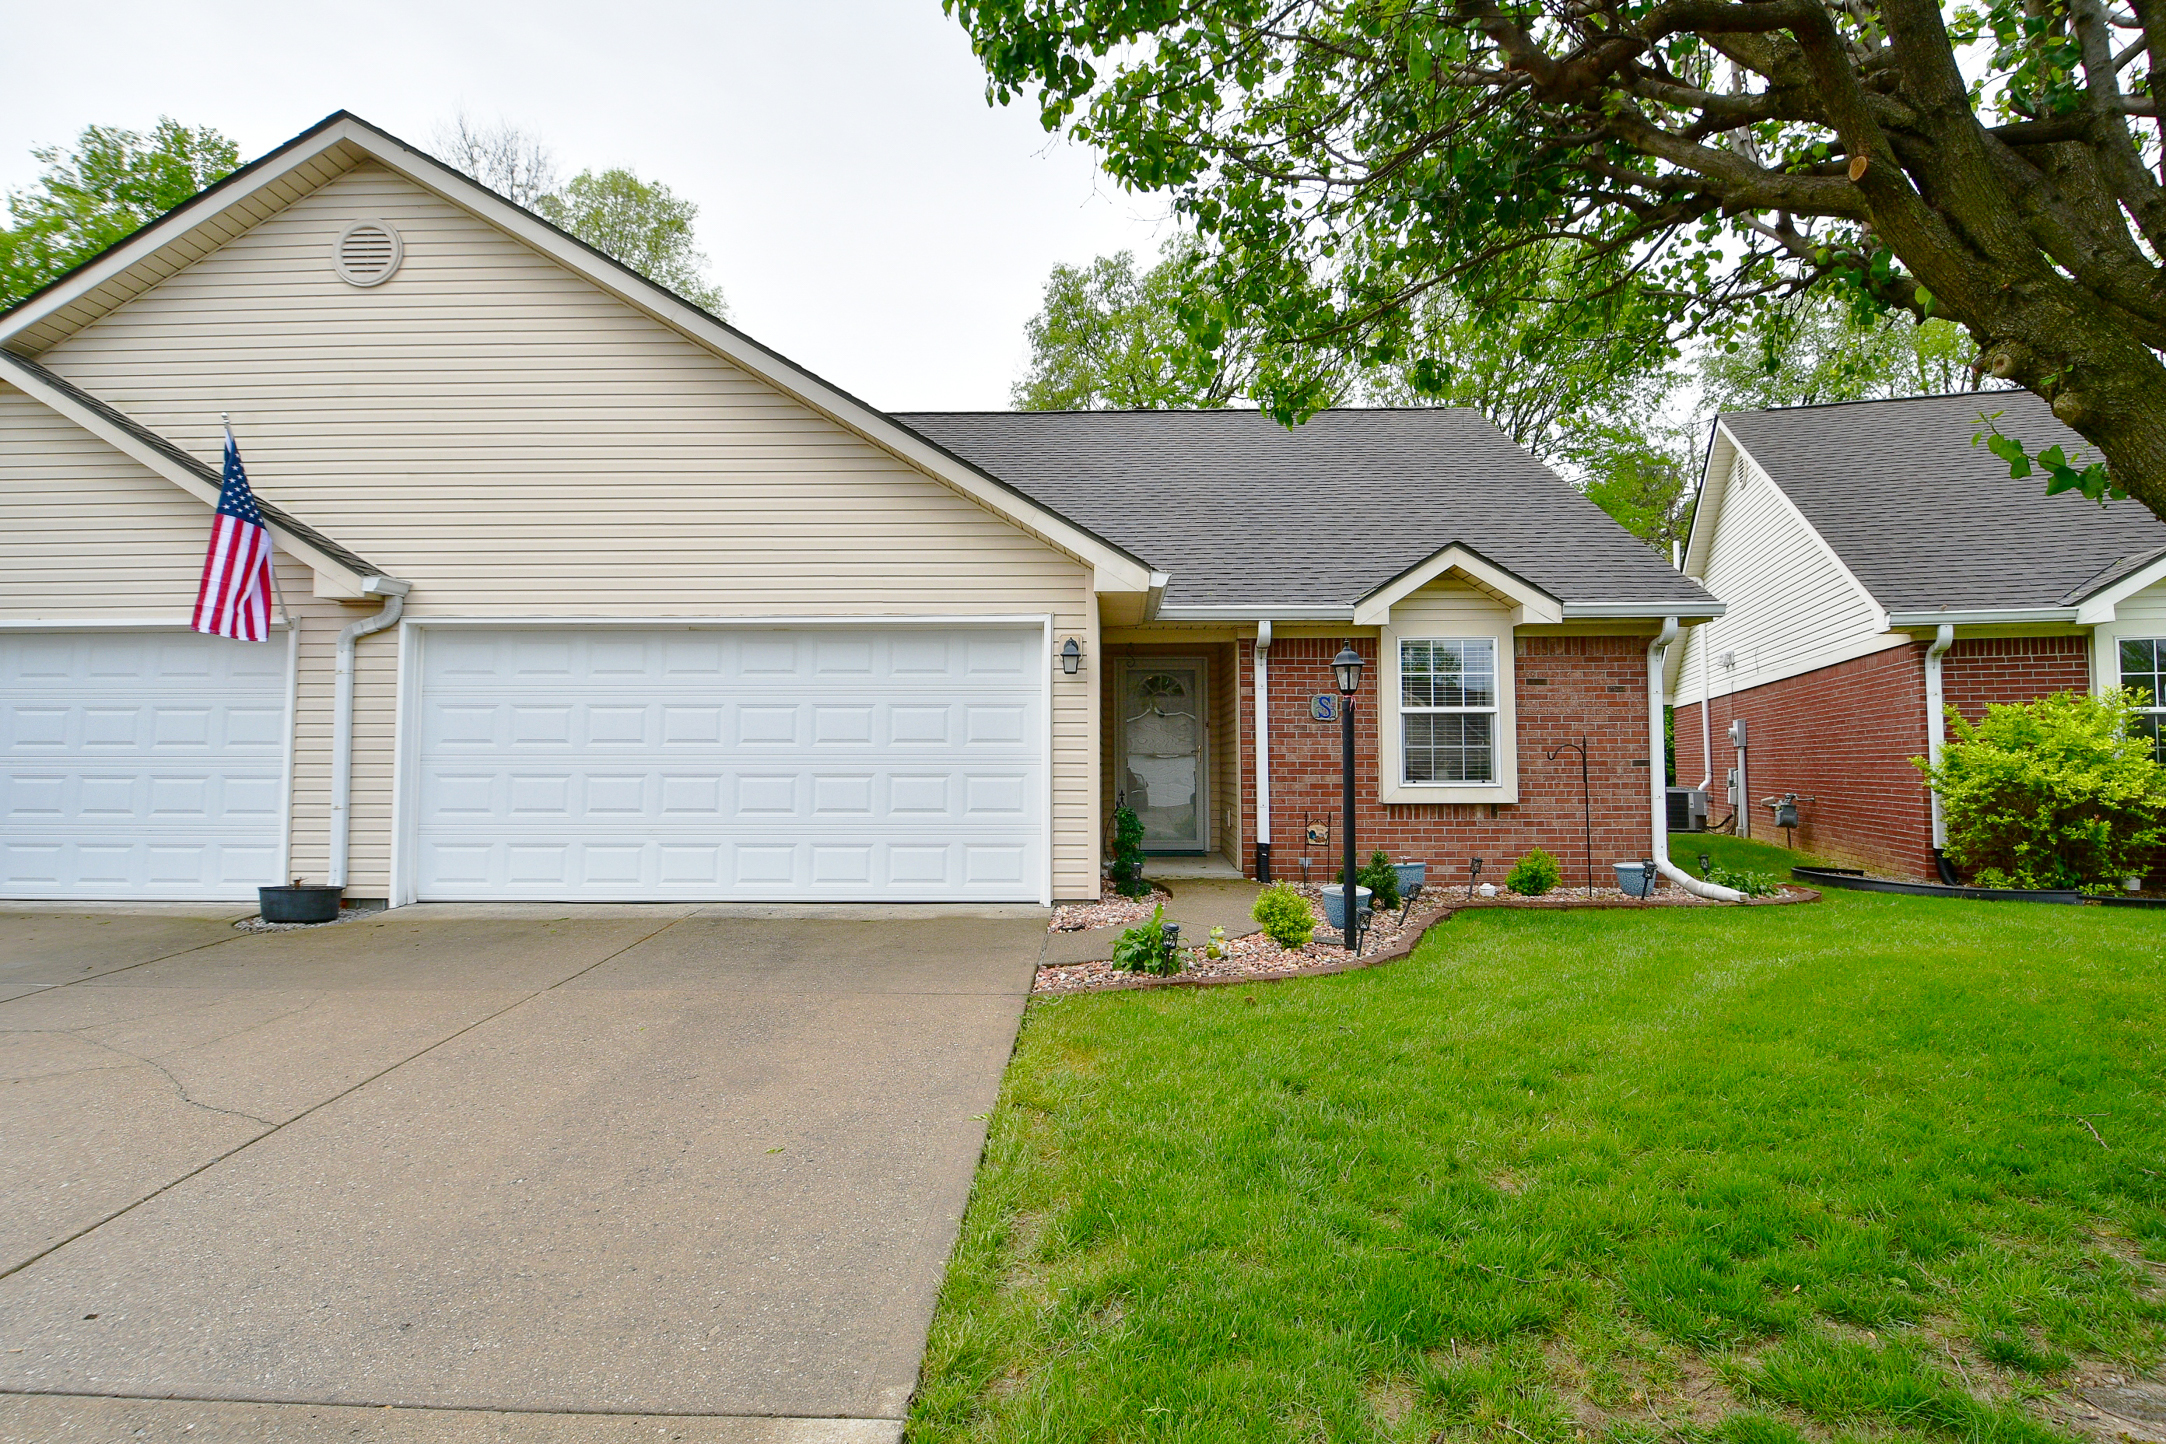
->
[[1119, 659, 1207, 852]]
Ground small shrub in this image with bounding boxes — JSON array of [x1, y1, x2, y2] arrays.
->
[[1506, 847, 1562, 897], [1916, 689, 2166, 889], [1706, 864, 1779, 897], [1108, 805, 1150, 900], [1358, 848, 1401, 911], [1970, 866, 2014, 890], [1110, 904, 1179, 975], [1251, 883, 1315, 949]]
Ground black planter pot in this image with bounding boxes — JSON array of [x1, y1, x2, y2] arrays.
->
[[259, 884, 343, 924]]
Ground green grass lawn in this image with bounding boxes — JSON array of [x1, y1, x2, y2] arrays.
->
[[911, 836, 2166, 1443]]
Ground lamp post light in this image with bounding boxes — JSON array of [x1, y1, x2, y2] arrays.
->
[[1332, 644, 1364, 952]]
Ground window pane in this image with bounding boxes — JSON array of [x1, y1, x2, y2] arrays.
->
[[2123, 638, 2164, 706], [1459, 639, 1496, 708], [2133, 711, 2164, 764], [1400, 639, 1434, 708], [1402, 709, 1494, 784], [1402, 637, 1497, 708]]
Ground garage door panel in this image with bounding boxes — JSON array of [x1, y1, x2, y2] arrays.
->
[[1, 633, 289, 901], [415, 626, 1047, 902]]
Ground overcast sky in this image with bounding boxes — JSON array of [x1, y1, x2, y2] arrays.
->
[[0, 1, 1172, 410]]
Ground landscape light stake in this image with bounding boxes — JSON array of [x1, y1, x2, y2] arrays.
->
[[1332, 645, 1364, 953], [1546, 736, 1594, 899]]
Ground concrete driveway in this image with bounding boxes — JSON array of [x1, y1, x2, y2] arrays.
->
[[0, 902, 1047, 1442]]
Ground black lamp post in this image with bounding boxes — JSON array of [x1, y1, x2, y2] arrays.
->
[[1333, 644, 1364, 952]]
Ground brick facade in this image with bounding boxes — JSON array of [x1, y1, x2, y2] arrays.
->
[[1239, 635, 1659, 887], [1672, 636, 2090, 879], [1942, 636, 2091, 723]]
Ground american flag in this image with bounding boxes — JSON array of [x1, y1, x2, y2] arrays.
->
[[191, 427, 276, 641]]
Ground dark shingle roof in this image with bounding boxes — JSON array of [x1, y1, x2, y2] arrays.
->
[[895, 408, 1710, 611], [1717, 391, 2166, 613], [0, 350, 383, 579]]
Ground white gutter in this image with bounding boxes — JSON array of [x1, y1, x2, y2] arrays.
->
[[328, 577, 410, 889], [1152, 601, 1727, 623], [1648, 617, 1746, 902], [1888, 607, 2078, 626], [1923, 624, 1956, 852], [1254, 620, 1272, 873]]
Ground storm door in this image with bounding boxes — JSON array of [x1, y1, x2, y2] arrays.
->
[[1118, 659, 1208, 852]]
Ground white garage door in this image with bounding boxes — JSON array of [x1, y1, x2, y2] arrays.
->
[[413, 626, 1047, 902], [0, 631, 289, 900]]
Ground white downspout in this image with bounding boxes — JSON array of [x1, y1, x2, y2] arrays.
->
[[1697, 621, 1714, 793], [1650, 617, 1746, 902], [1923, 624, 1956, 866], [328, 578, 410, 889], [1254, 620, 1272, 877]]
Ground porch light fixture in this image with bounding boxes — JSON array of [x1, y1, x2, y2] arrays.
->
[[1333, 645, 1363, 953], [1332, 645, 1363, 696], [1060, 637, 1082, 675]]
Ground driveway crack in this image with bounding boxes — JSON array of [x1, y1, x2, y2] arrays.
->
[[0, 914, 695, 1283]]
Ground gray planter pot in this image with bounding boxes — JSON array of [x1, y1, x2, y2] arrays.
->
[[259, 885, 343, 924], [1612, 862, 1657, 899], [1321, 885, 1373, 931], [1392, 863, 1427, 895]]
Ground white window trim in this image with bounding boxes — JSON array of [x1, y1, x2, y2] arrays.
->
[[2112, 634, 2166, 759], [1378, 618, 1519, 805]]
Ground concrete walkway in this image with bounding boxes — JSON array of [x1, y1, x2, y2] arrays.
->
[[0, 903, 1047, 1442]]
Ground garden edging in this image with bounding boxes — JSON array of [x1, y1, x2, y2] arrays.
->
[[1032, 886, 1822, 997]]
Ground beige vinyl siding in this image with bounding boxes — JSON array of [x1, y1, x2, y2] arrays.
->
[[1673, 449, 1902, 706], [0, 387, 388, 890], [33, 163, 1099, 898]]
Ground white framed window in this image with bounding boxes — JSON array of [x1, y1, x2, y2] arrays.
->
[[1399, 638, 1498, 784], [2122, 638, 2166, 761]]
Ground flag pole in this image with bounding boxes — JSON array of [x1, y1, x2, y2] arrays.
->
[[226, 413, 293, 630]]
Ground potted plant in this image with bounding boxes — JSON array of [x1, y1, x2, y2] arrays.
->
[[1320, 885, 1372, 932], [259, 879, 343, 924]]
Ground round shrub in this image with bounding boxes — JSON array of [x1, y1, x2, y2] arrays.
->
[[1916, 689, 2166, 889], [1251, 882, 1315, 949], [1506, 847, 1563, 896]]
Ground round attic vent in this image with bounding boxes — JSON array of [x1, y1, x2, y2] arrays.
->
[[333, 220, 402, 287]]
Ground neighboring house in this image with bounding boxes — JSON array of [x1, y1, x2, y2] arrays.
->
[[1671, 391, 2166, 880], [0, 111, 1716, 908]]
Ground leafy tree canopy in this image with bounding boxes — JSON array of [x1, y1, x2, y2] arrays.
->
[[534, 170, 727, 318], [1, 119, 238, 308], [1015, 238, 1253, 407], [947, 0, 2166, 524], [435, 116, 727, 319], [1701, 292, 1986, 411]]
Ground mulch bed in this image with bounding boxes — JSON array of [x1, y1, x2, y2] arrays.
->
[[1033, 880, 1819, 996]]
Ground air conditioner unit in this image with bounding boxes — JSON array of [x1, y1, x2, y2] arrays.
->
[[1666, 786, 1709, 832]]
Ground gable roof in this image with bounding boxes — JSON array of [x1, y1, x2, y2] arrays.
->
[[1708, 391, 2166, 617], [0, 348, 384, 591], [896, 408, 1716, 617], [0, 110, 1156, 600]]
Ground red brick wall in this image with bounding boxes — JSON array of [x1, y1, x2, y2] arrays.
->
[[1241, 635, 1658, 887], [1942, 636, 2091, 723], [1671, 637, 2091, 880], [1674, 643, 1930, 877]]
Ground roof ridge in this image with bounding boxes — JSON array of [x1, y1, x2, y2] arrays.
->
[[1718, 386, 2028, 418]]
